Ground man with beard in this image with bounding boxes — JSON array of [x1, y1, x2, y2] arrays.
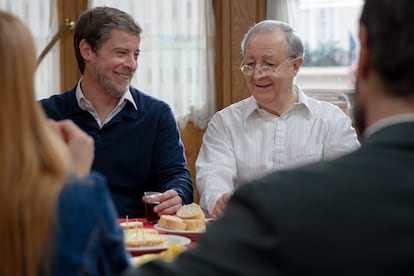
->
[[123, 0, 414, 274], [41, 7, 193, 218]]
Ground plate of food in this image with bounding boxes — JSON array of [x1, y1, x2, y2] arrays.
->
[[126, 233, 191, 255], [131, 242, 188, 266], [154, 223, 205, 240], [153, 203, 212, 240]]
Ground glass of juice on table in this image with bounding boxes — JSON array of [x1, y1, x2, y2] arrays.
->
[[144, 191, 161, 224]]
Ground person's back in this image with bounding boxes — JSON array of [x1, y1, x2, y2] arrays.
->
[[51, 172, 129, 275], [230, 128, 414, 274], [122, 125, 414, 275]]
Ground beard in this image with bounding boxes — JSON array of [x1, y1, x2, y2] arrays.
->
[[95, 67, 128, 98], [352, 78, 366, 137]]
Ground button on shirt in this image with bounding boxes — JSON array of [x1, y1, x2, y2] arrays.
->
[[196, 86, 360, 215]]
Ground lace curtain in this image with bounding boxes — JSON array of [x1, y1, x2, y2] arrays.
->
[[0, 0, 60, 100], [88, 0, 216, 129]]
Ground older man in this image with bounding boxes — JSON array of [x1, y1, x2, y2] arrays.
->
[[197, 20, 360, 218]]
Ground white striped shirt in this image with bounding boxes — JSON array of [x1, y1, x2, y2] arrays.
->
[[196, 86, 360, 215]]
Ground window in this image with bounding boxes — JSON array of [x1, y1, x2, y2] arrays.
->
[[89, 0, 216, 128], [267, 0, 364, 116], [1, 0, 60, 100]]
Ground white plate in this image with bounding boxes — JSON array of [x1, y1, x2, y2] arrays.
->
[[127, 234, 191, 253], [154, 224, 205, 240]]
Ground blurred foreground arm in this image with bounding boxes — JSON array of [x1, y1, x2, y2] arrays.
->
[[50, 119, 95, 177]]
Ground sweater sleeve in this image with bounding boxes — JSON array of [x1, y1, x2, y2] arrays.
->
[[150, 103, 194, 204]]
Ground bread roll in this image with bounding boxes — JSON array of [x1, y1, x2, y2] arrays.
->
[[183, 218, 206, 231], [158, 215, 187, 230], [176, 203, 205, 220]]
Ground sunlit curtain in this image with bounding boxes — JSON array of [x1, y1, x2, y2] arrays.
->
[[0, 0, 60, 100], [267, 0, 295, 24], [88, 0, 216, 129]]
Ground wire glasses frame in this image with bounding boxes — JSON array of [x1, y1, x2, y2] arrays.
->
[[239, 57, 297, 77]]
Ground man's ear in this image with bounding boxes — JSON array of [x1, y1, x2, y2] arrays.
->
[[357, 24, 371, 80], [292, 56, 303, 76], [79, 39, 93, 61]]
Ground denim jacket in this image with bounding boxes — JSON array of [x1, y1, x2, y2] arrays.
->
[[49, 171, 130, 275]]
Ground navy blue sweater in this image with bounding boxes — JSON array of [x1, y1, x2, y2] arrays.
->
[[40, 86, 193, 217]]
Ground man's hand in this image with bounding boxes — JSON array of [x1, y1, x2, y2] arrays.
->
[[211, 193, 232, 218], [145, 189, 183, 215]]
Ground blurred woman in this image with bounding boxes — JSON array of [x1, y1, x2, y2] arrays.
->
[[0, 10, 130, 275]]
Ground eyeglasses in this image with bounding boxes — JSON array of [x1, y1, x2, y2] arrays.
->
[[239, 57, 296, 77]]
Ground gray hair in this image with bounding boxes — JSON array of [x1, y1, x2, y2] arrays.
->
[[240, 20, 304, 59]]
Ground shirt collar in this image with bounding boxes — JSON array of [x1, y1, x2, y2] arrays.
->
[[244, 96, 259, 119], [295, 85, 314, 115], [75, 80, 138, 110], [363, 113, 414, 139], [244, 84, 312, 119]]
